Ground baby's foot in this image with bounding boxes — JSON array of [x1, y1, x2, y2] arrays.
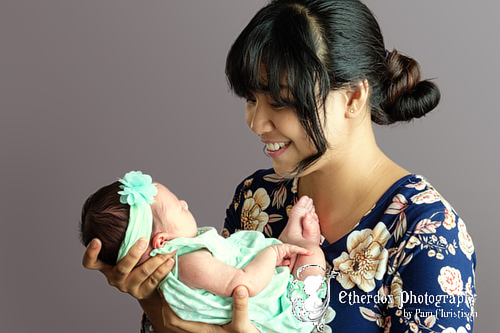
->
[[282, 196, 312, 243], [289, 196, 321, 244], [301, 211, 321, 245], [289, 195, 314, 222]]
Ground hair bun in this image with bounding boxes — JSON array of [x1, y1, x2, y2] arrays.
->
[[382, 49, 441, 123]]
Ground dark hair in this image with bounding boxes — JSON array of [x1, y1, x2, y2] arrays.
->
[[225, 0, 440, 174], [79, 181, 129, 266]]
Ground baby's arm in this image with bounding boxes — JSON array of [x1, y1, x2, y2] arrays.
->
[[177, 244, 311, 297]]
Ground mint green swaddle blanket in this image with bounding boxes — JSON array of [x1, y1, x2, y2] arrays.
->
[[151, 227, 313, 333]]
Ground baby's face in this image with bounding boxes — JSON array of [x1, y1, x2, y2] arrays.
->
[[152, 182, 198, 238]]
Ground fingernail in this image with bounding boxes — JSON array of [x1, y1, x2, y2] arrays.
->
[[90, 239, 98, 249], [137, 238, 147, 250], [166, 258, 175, 267], [235, 287, 248, 298]]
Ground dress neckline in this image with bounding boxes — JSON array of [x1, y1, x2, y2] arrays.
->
[[312, 173, 416, 248]]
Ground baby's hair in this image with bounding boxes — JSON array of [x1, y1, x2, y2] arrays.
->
[[79, 181, 129, 266]]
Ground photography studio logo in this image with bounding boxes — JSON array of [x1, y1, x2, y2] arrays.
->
[[288, 265, 337, 332]]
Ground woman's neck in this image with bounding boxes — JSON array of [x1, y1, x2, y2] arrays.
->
[[297, 140, 408, 244]]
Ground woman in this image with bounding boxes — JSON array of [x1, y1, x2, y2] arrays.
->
[[83, 0, 476, 332]]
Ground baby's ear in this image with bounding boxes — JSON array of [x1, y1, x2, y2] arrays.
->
[[152, 232, 170, 249]]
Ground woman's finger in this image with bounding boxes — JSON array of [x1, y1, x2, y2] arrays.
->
[[82, 238, 109, 271], [136, 253, 176, 298], [225, 286, 259, 333], [112, 237, 149, 280], [113, 244, 175, 298]]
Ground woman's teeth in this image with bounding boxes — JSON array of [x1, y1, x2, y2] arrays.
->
[[266, 142, 288, 152]]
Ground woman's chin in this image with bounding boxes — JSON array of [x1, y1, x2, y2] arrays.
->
[[272, 163, 295, 179]]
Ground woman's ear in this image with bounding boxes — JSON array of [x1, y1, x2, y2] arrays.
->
[[344, 80, 369, 117], [152, 232, 170, 249]]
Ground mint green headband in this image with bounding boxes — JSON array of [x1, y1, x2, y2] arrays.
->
[[116, 171, 158, 263]]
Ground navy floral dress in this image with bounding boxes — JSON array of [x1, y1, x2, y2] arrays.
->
[[142, 168, 476, 333]]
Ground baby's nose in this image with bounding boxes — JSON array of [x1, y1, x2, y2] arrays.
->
[[180, 200, 189, 210]]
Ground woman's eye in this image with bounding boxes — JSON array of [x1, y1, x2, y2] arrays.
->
[[269, 102, 287, 109], [267, 96, 288, 109]]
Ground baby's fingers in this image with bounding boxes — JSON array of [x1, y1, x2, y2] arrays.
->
[[281, 259, 291, 267], [290, 245, 313, 256]]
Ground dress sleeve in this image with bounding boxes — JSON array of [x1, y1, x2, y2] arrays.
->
[[385, 208, 476, 332], [220, 168, 293, 239], [140, 313, 155, 333], [222, 193, 241, 236]]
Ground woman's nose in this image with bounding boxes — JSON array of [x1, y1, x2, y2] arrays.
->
[[246, 99, 274, 135]]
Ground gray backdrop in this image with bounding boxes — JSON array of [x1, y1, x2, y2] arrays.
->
[[1, 0, 497, 332]]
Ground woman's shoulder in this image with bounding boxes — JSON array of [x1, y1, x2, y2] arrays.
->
[[368, 174, 460, 226], [352, 174, 475, 259], [361, 174, 475, 262]]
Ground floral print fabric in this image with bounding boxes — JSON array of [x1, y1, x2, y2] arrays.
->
[[222, 169, 476, 333]]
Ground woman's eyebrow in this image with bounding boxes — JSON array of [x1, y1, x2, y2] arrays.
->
[[258, 84, 289, 93]]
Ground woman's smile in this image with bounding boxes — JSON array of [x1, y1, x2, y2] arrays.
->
[[264, 141, 290, 156]]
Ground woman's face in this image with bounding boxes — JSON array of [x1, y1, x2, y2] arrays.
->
[[245, 85, 350, 177], [245, 90, 317, 176]]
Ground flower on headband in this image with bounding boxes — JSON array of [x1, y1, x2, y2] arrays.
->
[[118, 171, 158, 206]]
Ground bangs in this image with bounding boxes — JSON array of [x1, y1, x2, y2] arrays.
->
[[226, 4, 330, 108]]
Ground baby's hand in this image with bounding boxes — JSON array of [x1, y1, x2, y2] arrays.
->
[[270, 244, 312, 271]]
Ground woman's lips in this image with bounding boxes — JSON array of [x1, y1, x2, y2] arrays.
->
[[265, 141, 290, 157]]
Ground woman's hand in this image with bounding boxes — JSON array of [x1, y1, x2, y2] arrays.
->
[[82, 237, 175, 300], [83, 240, 258, 332], [223, 286, 260, 333], [157, 286, 259, 333]]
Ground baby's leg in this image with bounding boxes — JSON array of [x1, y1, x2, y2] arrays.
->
[[287, 196, 325, 280]]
